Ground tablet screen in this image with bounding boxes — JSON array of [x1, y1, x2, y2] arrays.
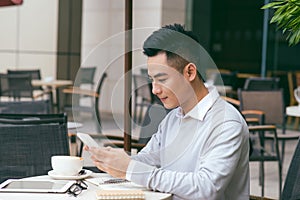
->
[[4, 181, 64, 189], [0, 179, 75, 193]]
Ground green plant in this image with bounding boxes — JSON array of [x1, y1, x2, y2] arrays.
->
[[262, 0, 300, 46]]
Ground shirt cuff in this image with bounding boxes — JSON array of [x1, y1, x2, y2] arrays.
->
[[126, 159, 156, 187]]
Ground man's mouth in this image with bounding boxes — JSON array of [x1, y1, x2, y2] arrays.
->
[[159, 97, 167, 102]]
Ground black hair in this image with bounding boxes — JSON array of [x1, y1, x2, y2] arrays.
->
[[143, 23, 203, 80]]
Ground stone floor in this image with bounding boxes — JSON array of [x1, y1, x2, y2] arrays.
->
[[69, 111, 300, 200]]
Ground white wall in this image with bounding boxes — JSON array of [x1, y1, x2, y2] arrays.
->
[[162, 0, 186, 26], [0, 0, 58, 79], [81, 0, 186, 114], [0, 0, 186, 113]]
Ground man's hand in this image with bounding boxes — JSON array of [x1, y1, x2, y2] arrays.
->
[[85, 146, 131, 179]]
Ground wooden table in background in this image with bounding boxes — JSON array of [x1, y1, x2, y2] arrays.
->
[[32, 79, 73, 112]]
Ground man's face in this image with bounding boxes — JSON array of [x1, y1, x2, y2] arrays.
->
[[147, 53, 193, 110]]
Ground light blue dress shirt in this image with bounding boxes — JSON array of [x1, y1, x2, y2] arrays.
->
[[126, 85, 250, 200]]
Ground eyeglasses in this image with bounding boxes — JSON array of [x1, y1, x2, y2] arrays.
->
[[67, 180, 88, 197]]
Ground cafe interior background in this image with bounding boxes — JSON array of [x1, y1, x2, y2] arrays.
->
[[1, 0, 300, 199], [1, 0, 299, 114]]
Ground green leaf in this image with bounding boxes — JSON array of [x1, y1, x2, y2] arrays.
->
[[263, 0, 300, 45], [261, 1, 285, 9]]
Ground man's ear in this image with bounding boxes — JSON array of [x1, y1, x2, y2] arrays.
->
[[183, 63, 197, 81]]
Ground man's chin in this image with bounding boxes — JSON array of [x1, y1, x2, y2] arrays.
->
[[162, 103, 176, 110]]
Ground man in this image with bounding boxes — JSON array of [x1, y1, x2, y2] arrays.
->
[[86, 24, 249, 199]]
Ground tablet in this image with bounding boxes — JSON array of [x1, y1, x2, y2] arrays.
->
[[77, 132, 99, 148], [0, 179, 75, 193]]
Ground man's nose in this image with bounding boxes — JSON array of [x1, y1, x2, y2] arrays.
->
[[152, 82, 161, 95]]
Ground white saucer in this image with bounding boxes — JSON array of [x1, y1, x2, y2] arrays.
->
[[48, 169, 93, 180]]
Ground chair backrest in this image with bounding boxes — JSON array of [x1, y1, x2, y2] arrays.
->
[[0, 99, 51, 114], [75, 67, 96, 88], [238, 89, 285, 126], [0, 73, 9, 98], [282, 139, 300, 200], [8, 69, 43, 91], [133, 74, 153, 104], [8, 69, 41, 80], [94, 72, 108, 132], [0, 113, 69, 182], [138, 104, 169, 144], [2, 73, 34, 100], [243, 77, 280, 91]]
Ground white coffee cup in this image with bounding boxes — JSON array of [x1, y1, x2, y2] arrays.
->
[[51, 155, 84, 176]]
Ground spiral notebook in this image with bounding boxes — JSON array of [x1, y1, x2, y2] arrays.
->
[[86, 177, 146, 199], [96, 189, 145, 200]]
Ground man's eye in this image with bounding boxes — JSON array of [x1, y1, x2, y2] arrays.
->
[[158, 79, 167, 83]]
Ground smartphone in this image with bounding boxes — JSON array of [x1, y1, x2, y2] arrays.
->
[[77, 132, 99, 148], [0, 179, 75, 193]]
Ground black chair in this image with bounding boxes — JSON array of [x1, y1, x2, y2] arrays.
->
[[62, 72, 107, 132], [238, 89, 300, 198], [74, 67, 96, 89], [0, 99, 51, 114], [0, 73, 48, 101], [243, 77, 280, 91], [0, 113, 69, 183], [7, 69, 44, 92], [248, 125, 282, 199], [0, 73, 10, 100], [223, 95, 281, 197], [132, 74, 154, 124], [238, 89, 300, 163], [6, 73, 34, 100]]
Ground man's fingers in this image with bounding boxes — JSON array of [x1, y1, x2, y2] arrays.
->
[[83, 145, 89, 151], [89, 147, 115, 159], [93, 160, 107, 172]]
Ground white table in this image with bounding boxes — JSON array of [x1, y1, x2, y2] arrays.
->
[[0, 173, 172, 200], [286, 106, 300, 117]]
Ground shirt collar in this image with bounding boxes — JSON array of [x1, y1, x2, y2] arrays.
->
[[176, 84, 220, 121]]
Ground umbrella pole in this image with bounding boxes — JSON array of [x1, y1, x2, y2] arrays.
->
[[124, 0, 132, 153]]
